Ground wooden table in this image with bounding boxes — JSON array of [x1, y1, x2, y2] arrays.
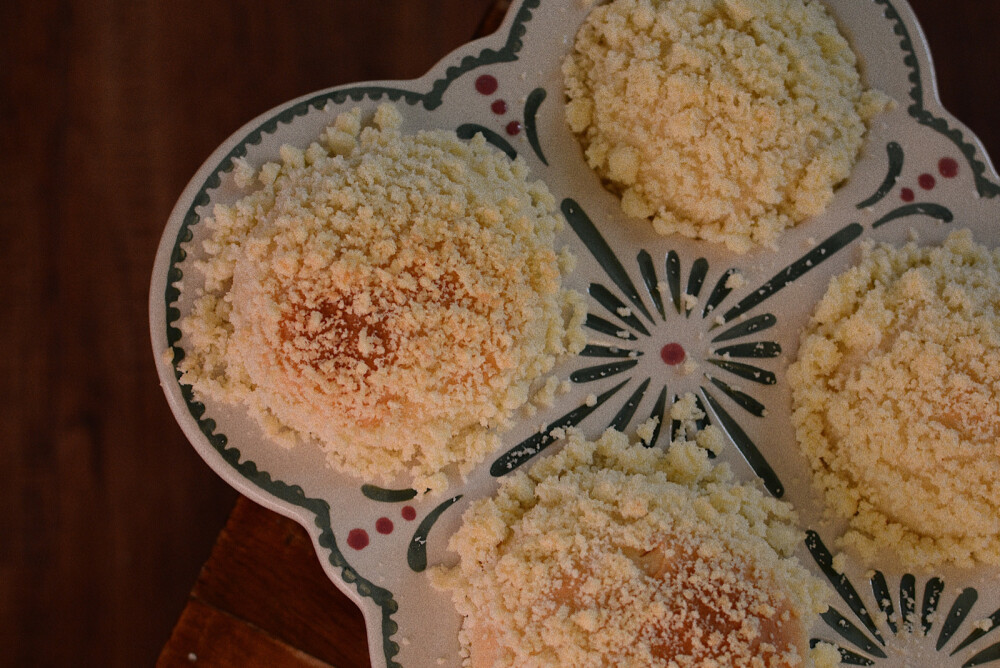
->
[[156, 2, 1000, 666], [157, 497, 371, 667], [5, 1, 501, 667]]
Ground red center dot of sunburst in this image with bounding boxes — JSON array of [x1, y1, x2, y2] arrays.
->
[[661, 343, 686, 365]]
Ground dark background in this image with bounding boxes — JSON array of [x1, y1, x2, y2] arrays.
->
[[2, 1, 997, 666]]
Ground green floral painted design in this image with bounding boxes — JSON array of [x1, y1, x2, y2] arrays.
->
[[456, 86, 549, 164], [490, 199, 864, 498], [407, 495, 463, 573], [857, 142, 904, 209], [807, 532, 1000, 666], [876, 0, 1000, 198], [361, 485, 418, 503]]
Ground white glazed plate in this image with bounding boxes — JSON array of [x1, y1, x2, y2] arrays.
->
[[150, 1, 1000, 666]]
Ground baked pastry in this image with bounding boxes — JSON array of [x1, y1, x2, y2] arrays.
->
[[789, 230, 1000, 568], [178, 104, 586, 492], [564, 0, 887, 252], [435, 416, 833, 666]]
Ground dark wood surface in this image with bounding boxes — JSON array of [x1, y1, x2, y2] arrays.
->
[[157, 497, 370, 668], [3, 1, 999, 667], [1, 2, 492, 667]]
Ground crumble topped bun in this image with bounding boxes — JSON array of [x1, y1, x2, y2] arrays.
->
[[789, 230, 1000, 569], [433, 413, 834, 667], [563, 0, 888, 253], [177, 104, 587, 493]]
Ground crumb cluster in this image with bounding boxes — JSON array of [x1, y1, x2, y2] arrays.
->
[[177, 104, 586, 493], [434, 409, 832, 666], [563, 0, 887, 252], [789, 230, 1000, 568]]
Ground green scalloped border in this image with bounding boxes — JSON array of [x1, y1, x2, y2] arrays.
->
[[161, 2, 540, 666], [877, 0, 1000, 198]]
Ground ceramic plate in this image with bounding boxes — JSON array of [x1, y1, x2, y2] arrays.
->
[[150, 1, 1000, 666]]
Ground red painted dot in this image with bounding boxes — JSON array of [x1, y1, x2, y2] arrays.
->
[[505, 120, 522, 136], [402, 506, 417, 521], [660, 343, 686, 366], [918, 173, 936, 190], [491, 99, 507, 115], [475, 74, 498, 95], [375, 517, 394, 535], [347, 528, 369, 550], [939, 157, 959, 178], [900, 187, 915, 202]]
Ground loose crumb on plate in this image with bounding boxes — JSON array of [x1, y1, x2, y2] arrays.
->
[[530, 376, 563, 410], [563, 0, 889, 252], [634, 415, 659, 445], [789, 230, 1000, 569], [176, 104, 587, 493]]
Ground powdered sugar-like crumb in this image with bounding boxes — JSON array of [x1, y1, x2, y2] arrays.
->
[[790, 229, 1000, 568], [433, 423, 827, 665], [725, 272, 746, 290], [563, 0, 888, 252], [177, 104, 586, 494]]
